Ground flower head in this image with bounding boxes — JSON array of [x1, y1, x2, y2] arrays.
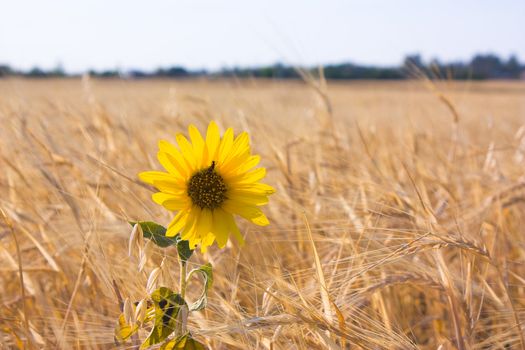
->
[[139, 121, 275, 252]]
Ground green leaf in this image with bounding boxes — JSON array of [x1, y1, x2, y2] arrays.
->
[[187, 263, 213, 311], [141, 287, 187, 349], [114, 313, 139, 343], [130, 221, 177, 248], [129, 222, 194, 262], [160, 333, 206, 350], [175, 236, 193, 263]]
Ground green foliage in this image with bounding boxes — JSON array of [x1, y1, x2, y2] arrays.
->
[[130, 221, 177, 247], [130, 221, 194, 262], [175, 235, 193, 263], [114, 314, 139, 342], [118, 225, 210, 347], [161, 334, 206, 350], [187, 263, 213, 311], [141, 287, 187, 349]]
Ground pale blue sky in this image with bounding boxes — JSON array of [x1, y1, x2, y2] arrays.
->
[[1, 0, 523, 73]]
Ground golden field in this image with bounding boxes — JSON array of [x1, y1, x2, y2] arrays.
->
[[1, 77, 525, 349]]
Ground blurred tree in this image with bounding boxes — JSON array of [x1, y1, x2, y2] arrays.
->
[[403, 54, 424, 69], [470, 54, 503, 79], [3, 53, 523, 80], [0, 65, 13, 77], [27, 67, 47, 77], [50, 62, 66, 77], [503, 55, 521, 78]]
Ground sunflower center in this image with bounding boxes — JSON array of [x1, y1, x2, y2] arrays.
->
[[187, 162, 227, 209]]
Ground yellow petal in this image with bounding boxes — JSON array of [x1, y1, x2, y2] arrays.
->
[[166, 210, 189, 237], [159, 140, 191, 178], [233, 182, 276, 194], [217, 128, 234, 165], [228, 192, 269, 206], [162, 198, 191, 211], [196, 209, 212, 241], [188, 124, 205, 168], [152, 192, 178, 204], [176, 133, 197, 172], [158, 139, 179, 155], [226, 167, 267, 185], [151, 178, 186, 195], [157, 151, 178, 174], [152, 192, 190, 211], [224, 155, 260, 176], [224, 212, 244, 245], [223, 132, 249, 164], [222, 200, 270, 226], [206, 121, 221, 163], [181, 207, 200, 248], [212, 209, 230, 248], [138, 171, 173, 185], [157, 152, 188, 180], [200, 232, 215, 253]]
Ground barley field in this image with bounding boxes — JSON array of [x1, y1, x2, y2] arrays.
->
[[1, 77, 525, 349]]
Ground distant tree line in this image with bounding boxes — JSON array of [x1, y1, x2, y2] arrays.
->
[[1, 53, 523, 80]]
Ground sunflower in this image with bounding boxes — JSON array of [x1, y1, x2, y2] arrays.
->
[[139, 121, 275, 252]]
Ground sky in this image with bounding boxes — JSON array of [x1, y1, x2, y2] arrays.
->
[[1, 0, 524, 73]]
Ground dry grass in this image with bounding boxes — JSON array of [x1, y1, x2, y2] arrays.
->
[[1, 77, 525, 349]]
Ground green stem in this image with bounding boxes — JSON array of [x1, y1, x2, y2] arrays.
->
[[180, 261, 187, 299], [177, 260, 188, 337]]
